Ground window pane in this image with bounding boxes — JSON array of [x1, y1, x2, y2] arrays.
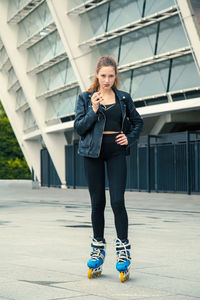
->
[[79, 3, 108, 42], [119, 71, 132, 93], [24, 108, 37, 132], [131, 61, 170, 98], [120, 24, 157, 65], [36, 59, 76, 96], [27, 31, 65, 71], [67, 0, 88, 11], [0, 47, 8, 66], [46, 87, 80, 121], [8, 67, 18, 89], [93, 38, 120, 63], [16, 88, 27, 110], [144, 0, 175, 17], [107, 0, 142, 31], [8, 0, 30, 19], [18, 2, 53, 46], [157, 16, 189, 54], [170, 54, 200, 91]]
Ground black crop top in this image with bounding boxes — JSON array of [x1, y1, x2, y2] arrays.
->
[[101, 96, 122, 132]]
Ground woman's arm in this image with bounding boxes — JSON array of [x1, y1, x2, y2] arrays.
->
[[74, 93, 98, 136]]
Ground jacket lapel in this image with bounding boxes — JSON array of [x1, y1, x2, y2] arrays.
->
[[114, 88, 126, 118]]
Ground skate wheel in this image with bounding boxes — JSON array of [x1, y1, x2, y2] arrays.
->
[[95, 271, 102, 278], [88, 268, 93, 279], [120, 272, 125, 282], [88, 268, 102, 279], [120, 271, 130, 283]]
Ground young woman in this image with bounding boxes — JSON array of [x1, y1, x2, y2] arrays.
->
[[74, 56, 143, 282]]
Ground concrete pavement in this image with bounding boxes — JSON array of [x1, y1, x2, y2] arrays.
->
[[0, 180, 200, 299]]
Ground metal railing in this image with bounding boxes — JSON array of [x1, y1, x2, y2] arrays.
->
[[64, 131, 200, 194]]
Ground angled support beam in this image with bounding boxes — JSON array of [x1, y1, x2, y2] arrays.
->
[[176, 0, 200, 74]]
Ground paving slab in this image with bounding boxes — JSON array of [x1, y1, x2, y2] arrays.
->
[[0, 180, 200, 299]]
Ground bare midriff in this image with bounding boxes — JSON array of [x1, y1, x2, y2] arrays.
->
[[103, 131, 119, 134]]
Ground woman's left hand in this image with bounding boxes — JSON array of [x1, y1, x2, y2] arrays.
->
[[115, 131, 128, 146]]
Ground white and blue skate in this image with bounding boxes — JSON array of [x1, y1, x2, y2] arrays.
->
[[87, 239, 106, 279], [116, 239, 131, 282]]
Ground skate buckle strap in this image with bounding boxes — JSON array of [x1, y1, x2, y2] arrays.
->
[[91, 238, 106, 250], [116, 239, 131, 263], [117, 250, 131, 263], [91, 248, 105, 261]]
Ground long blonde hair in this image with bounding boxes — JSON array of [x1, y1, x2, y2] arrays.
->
[[88, 56, 120, 92]]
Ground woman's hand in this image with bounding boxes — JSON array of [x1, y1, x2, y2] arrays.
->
[[91, 92, 103, 113], [115, 131, 128, 146]]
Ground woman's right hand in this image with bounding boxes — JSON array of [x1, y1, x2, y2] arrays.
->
[[91, 92, 103, 113]]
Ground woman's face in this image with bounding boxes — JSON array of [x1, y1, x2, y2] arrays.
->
[[96, 66, 116, 90]]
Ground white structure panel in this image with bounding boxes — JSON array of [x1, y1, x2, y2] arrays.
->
[[47, 0, 99, 90], [0, 71, 42, 180], [176, 0, 200, 73], [0, 0, 67, 185]]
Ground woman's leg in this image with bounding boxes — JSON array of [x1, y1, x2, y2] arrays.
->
[[106, 153, 128, 241], [84, 156, 106, 241]]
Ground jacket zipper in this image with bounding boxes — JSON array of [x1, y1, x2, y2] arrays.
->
[[97, 111, 106, 157], [87, 133, 93, 155], [121, 113, 125, 132], [87, 101, 95, 155]]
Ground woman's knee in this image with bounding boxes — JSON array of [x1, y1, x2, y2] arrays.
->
[[111, 200, 125, 214], [92, 198, 106, 212]]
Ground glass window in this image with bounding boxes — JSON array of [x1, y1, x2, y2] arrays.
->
[[27, 30, 65, 72], [120, 24, 157, 65], [18, 2, 53, 46], [144, 0, 175, 17], [170, 54, 200, 91], [8, 67, 18, 89], [79, 3, 109, 42], [36, 59, 77, 96], [8, 0, 29, 20], [157, 16, 189, 54], [0, 47, 8, 67], [67, 0, 88, 11], [23, 108, 38, 132], [93, 37, 120, 63], [46, 87, 80, 121], [107, 0, 142, 31], [119, 71, 132, 93], [16, 88, 27, 110], [130, 61, 170, 99]]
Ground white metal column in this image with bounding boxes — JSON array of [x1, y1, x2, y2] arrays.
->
[[176, 0, 200, 73], [47, 0, 95, 91], [0, 0, 67, 186]]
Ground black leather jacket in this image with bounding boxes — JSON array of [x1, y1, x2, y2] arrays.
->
[[74, 88, 143, 158]]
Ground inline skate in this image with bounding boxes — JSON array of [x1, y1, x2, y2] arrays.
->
[[87, 238, 106, 279], [115, 238, 131, 282]]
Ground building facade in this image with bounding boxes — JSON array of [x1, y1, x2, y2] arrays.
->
[[0, 0, 200, 187]]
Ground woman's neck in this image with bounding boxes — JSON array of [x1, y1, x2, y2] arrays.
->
[[99, 88, 113, 97]]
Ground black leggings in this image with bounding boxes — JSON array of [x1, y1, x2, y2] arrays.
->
[[84, 133, 128, 241]]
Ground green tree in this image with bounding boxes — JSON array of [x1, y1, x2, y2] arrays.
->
[[0, 101, 31, 179]]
